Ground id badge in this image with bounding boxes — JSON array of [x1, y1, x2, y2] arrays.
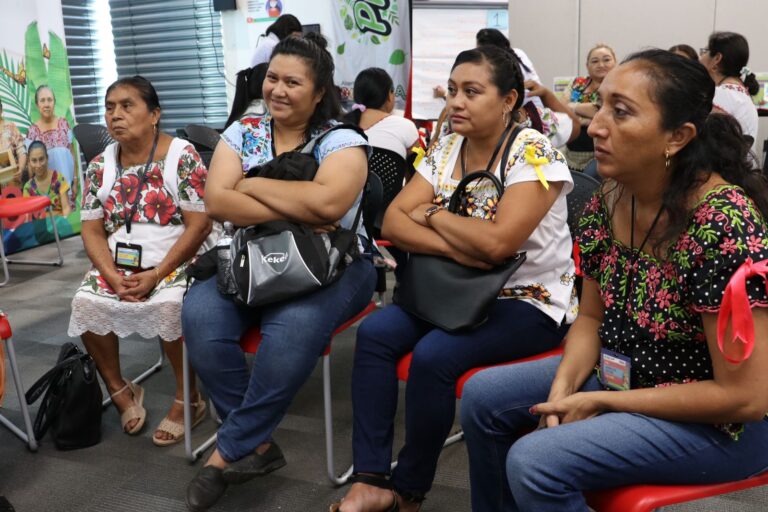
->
[[599, 348, 632, 391], [115, 242, 142, 269]]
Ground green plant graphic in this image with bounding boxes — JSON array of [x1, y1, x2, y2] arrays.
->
[[25, 22, 76, 128], [0, 51, 32, 135], [336, 0, 405, 61]]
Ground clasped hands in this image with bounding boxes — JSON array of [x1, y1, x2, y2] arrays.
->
[[531, 391, 607, 429], [107, 269, 158, 302]]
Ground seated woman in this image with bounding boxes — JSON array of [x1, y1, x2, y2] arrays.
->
[[563, 44, 617, 170], [68, 76, 212, 445], [22, 141, 71, 217], [699, 31, 759, 151], [181, 33, 375, 511], [333, 45, 576, 512], [224, 63, 268, 129], [461, 50, 768, 512], [26, 85, 77, 188], [345, 67, 419, 160], [0, 98, 27, 186]]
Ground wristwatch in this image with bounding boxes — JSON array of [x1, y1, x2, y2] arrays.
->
[[424, 205, 444, 222]]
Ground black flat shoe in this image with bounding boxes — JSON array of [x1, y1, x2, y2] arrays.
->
[[221, 442, 287, 484], [186, 465, 228, 512]]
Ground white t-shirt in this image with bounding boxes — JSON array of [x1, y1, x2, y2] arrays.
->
[[416, 128, 578, 324], [364, 115, 419, 159], [514, 47, 543, 111], [250, 33, 280, 67], [714, 83, 758, 150]]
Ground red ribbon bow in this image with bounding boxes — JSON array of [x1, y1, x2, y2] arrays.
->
[[717, 257, 768, 364]]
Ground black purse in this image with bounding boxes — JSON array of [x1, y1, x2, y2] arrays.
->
[[25, 342, 103, 450], [393, 125, 526, 332]]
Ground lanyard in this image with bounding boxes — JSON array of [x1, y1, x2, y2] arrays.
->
[[615, 195, 664, 353], [459, 123, 514, 179], [118, 134, 159, 235]]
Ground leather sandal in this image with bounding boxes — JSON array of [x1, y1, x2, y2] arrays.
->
[[329, 474, 399, 512], [153, 395, 207, 447], [111, 379, 146, 435]]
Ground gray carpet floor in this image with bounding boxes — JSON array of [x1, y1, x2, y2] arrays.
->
[[0, 237, 766, 511]]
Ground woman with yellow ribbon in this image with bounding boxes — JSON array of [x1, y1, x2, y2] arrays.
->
[[333, 45, 576, 512]]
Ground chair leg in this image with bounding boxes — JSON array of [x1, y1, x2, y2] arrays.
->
[[101, 338, 165, 407], [6, 207, 64, 267], [0, 224, 9, 287], [0, 336, 38, 451], [323, 353, 354, 486], [183, 341, 217, 462]]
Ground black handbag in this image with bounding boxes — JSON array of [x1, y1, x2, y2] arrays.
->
[[25, 342, 103, 450], [393, 125, 527, 332]]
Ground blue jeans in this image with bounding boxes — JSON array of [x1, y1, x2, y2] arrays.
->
[[182, 257, 376, 462], [351, 299, 568, 497], [460, 356, 768, 512]]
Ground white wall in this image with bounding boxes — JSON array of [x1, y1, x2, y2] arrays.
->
[[509, 0, 768, 158], [221, 0, 339, 105]]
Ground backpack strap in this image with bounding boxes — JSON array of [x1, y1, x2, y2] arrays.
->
[[97, 141, 120, 206], [298, 123, 368, 158], [25, 353, 89, 405]]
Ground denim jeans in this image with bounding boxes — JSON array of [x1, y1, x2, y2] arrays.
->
[[351, 299, 569, 497], [182, 257, 376, 462], [460, 356, 768, 512]]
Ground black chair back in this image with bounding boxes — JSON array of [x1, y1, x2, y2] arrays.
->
[[362, 171, 385, 241], [72, 124, 114, 163], [184, 124, 221, 168], [368, 147, 407, 235], [567, 170, 601, 237]]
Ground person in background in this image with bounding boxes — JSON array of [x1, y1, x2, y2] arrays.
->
[[669, 44, 698, 60], [224, 63, 269, 129], [26, 85, 77, 188], [250, 14, 302, 67], [345, 67, 419, 160], [332, 45, 574, 512], [699, 31, 759, 150], [182, 33, 375, 512], [561, 44, 617, 170], [68, 76, 211, 446], [461, 49, 768, 512], [0, 98, 27, 186], [22, 141, 71, 217]]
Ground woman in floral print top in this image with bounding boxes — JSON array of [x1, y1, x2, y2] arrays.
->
[[68, 77, 212, 446], [460, 50, 768, 512]]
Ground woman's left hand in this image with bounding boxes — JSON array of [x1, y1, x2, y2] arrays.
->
[[409, 203, 438, 228], [120, 270, 157, 301], [530, 391, 606, 426]]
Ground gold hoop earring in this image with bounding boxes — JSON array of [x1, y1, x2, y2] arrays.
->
[[665, 149, 671, 170], [153, 123, 158, 135]]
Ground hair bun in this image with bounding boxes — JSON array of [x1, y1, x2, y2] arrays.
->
[[304, 31, 328, 50]]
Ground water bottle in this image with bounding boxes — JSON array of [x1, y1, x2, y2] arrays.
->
[[216, 222, 238, 295]]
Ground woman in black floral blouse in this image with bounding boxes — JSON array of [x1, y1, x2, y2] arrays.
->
[[460, 49, 768, 512]]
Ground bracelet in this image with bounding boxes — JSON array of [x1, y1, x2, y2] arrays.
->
[[154, 267, 161, 286]]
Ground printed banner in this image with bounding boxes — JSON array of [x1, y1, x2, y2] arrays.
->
[[331, 0, 411, 111], [0, 0, 80, 254]]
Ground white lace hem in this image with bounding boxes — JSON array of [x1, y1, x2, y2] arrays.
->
[[68, 292, 183, 340], [80, 208, 104, 221], [180, 201, 206, 212]]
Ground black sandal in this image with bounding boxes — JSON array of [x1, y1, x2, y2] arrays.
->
[[396, 488, 425, 512], [329, 474, 399, 512]]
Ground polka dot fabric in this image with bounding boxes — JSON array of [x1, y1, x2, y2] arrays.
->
[[577, 185, 768, 391]]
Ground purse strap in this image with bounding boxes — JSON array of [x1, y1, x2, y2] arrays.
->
[[448, 124, 525, 214]]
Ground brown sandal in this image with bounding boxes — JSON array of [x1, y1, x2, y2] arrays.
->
[[329, 474, 399, 512], [110, 380, 146, 435], [152, 395, 207, 447]]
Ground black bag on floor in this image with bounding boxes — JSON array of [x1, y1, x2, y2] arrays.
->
[[25, 342, 103, 450]]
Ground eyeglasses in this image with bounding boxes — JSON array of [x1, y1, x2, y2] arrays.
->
[[699, 47, 710, 55]]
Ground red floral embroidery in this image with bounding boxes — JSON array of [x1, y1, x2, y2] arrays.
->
[[190, 165, 206, 199], [117, 174, 141, 204], [146, 166, 164, 189], [719, 237, 738, 254], [143, 189, 177, 224]]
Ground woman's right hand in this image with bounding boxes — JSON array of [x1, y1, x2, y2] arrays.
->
[[103, 269, 140, 302]]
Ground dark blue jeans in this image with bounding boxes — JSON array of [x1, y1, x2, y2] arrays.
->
[[461, 356, 768, 512], [182, 257, 376, 463], [351, 299, 569, 496]]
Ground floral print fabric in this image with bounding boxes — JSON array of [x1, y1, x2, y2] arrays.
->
[[23, 170, 69, 214], [567, 76, 599, 104], [81, 143, 206, 233], [26, 117, 72, 150], [577, 185, 768, 438]]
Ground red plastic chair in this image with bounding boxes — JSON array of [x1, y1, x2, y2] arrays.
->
[[585, 472, 768, 511], [182, 301, 377, 485], [0, 311, 37, 450], [0, 196, 64, 286]]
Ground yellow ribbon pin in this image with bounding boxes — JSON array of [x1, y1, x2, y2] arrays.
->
[[524, 145, 550, 190], [411, 146, 426, 169]]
